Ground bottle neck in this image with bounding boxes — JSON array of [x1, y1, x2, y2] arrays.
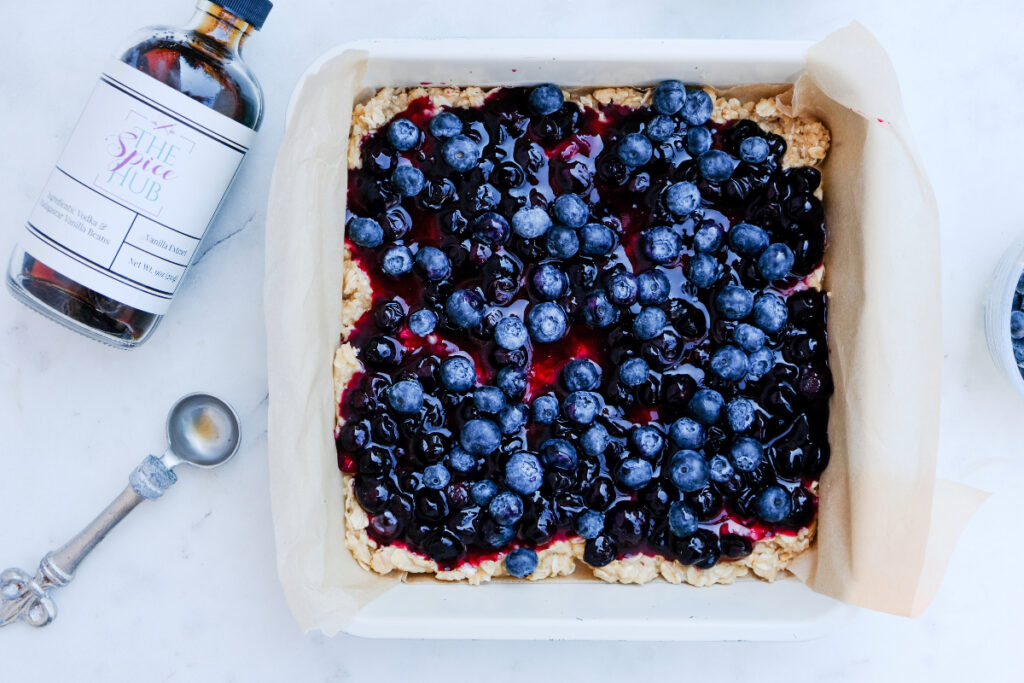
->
[[185, 1, 255, 55]]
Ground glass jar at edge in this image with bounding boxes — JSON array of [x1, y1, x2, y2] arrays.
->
[[6, 0, 269, 348]]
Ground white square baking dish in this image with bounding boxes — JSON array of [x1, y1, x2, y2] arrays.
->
[[269, 38, 858, 641]]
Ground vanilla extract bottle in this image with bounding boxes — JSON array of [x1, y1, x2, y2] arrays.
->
[[7, 0, 272, 347]]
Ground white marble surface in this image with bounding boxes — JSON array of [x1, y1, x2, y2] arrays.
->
[[0, 0, 1020, 679]]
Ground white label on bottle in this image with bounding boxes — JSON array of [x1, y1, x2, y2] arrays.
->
[[21, 60, 256, 314]]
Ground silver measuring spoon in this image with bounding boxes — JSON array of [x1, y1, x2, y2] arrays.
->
[[0, 393, 241, 628]]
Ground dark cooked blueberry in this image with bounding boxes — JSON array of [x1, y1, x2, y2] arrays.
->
[[387, 117, 419, 151], [719, 534, 753, 559], [553, 193, 588, 228], [505, 451, 544, 495], [338, 420, 370, 451], [373, 300, 405, 333], [733, 323, 766, 352], [563, 391, 601, 425], [539, 438, 578, 471], [472, 211, 511, 246], [545, 225, 580, 259], [688, 389, 724, 424], [488, 491, 524, 525], [414, 487, 449, 523], [381, 246, 413, 276], [471, 480, 499, 506], [798, 366, 834, 400], [747, 348, 776, 380], [498, 404, 528, 434], [667, 501, 698, 536], [370, 413, 398, 444], [786, 486, 817, 528], [715, 285, 754, 319], [752, 293, 788, 333], [442, 134, 480, 172], [688, 253, 719, 289], [694, 224, 724, 252], [730, 437, 764, 471], [460, 419, 501, 455], [643, 225, 682, 263], [583, 290, 619, 328], [407, 308, 437, 337], [583, 534, 618, 567], [511, 206, 552, 239], [440, 355, 475, 392], [669, 450, 709, 492], [629, 425, 664, 461], [653, 79, 686, 114], [531, 394, 560, 424], [756, 485, 792, 523], [529, 83, 564, 115], [527, 301, 569, 342], [728, 222, 770, 256], [494, 315, 528, 350], [356, 445, 394, 475], [383, 206, 412, 240], [633, 307, 667, 341], [368, 510, 402, 543], [362, 335, 403, 368], [585, 476, 616, 510], [739, 136, 770, 163], [423, 463, 451, 490], [619, 357, 651, 388], [424, 529, 466, 564], [415, 431, 449, 464], [617, 458, 654, 491], [647, 114, 677, 141], [581, 423, 611, 456], [726, 398, 756, 432], [445, 289, 486, 329], [429, 110, 462, 139], [474, 386, 507, 414], [636, 269, 670, 304], [686, 126, 712, 155], [563, 358, 602, 391], [530, 263, 569, 301], [497, 365, 529, 398], [387, 379, 424, 414], [505, 548, 539, 577], [710, 345, 749, 381], [757, 243, 795, 281], [673, 528, 719, 568], [414, 246, 451, 281], [680, 88, 713, 125], [699, 150, 737, 182], [391, 164, 425, 197], [618, 133, 654, 167], [670, 417, 705, 449], [580, 223, 617, 256], [347, 216, 384, 248], [480, 518, 516, 549], [607, 271, 640, 306]]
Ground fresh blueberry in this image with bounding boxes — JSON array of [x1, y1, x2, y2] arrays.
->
[[580, 223, 616, 256], [495, 315, 529, 349], [688, 389, 724, 424], [530, 263, 569, 300], [581, 423, 610, 456], [688, 253, 719, 288], [473, 211, 511, 245], [699, 150, 737, 182], [539, 438, 578, 471], [637, 269, 671, 304], [497, 366, 529, 398], [686, 126, 712, 155], [442, 134, 480, 172], [563, 359, 602, 391], [529, 83, 564, 115], [498, 404, 528, 435], [670, 417, 705, 449], [715, 285, 754, 319], [733, 323, 766, 352], [387, 118, 419, 151], [653, 79, 687, 114], [422, 463, 451, 489], [471, 479, 498, 506], [387, 379, 424, 414], [710, 345, 749, 381], [708, 454, 735, 483], [756, 485, 792, 523], [448, 447, 478, 475], [391, 165, 425, 197], [629, 425, 664, 460], [730, 437, 764, 471], [726, 398, 757, 432], [633, 307, 667, 340], [414, 246, 450, 281], [646, 114, 677, 141], [752, 293, 788, 333], [440, 356, 475, 392], [747, 348, 776, 380], [643, 225, 682, 263], [608, 271, 640, 306], [505, 547, 539, 577], [460, 419, 502, 456], [527, 302, 568, 342], [667, 502, 698, 536], [1013, 311, 1024, 340], [618, 133, 654, 167], [664, 181, 701, 217], [512, 206, 553, 239], [619, 357, 651, 387], [505, 452, 543, 495], [563, 391, 601, 425], [553, 193, 588, 228], [1017, 271, 1024, 296], [531, 394, 560, 424], [1015, 339, 1024, 366], [739, 136, 770, 163], [583, 290, 619, 328], [348, 217, 384, 248], [429, 111, 462, 139], [757, 243, 795, 281], [445, 289, 486, 328], [474, 386, 507, 414], [669, 450, 709, 492], [408, 308, 437, 337], [545, 225, 580, 259], [489, 491, 524, 525], [575, 510, 605, 539], [694, 224, 724, 252], [728, 223, 770, 256], [680, 89, 713, 125], [617, 458, 654, 490], [382, 246, 414, 276]]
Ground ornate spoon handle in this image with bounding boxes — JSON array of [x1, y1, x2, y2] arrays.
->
[[0, 456, 177, 628]]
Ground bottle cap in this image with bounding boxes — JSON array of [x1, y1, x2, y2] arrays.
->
[[218, 0, 273, 30]]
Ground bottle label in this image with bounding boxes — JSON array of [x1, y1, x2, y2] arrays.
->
[[21, 61, 256, 314]]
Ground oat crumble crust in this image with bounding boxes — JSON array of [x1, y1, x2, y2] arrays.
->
[[334, 84, 829, 585]]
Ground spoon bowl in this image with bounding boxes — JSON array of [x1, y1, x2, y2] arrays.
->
[[164, 393, 241, 469]]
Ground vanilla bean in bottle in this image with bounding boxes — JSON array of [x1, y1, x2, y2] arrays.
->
[[7, 0, 272, 347]]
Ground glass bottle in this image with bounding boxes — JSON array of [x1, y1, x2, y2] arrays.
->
[[7, 0, 272, 348]]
